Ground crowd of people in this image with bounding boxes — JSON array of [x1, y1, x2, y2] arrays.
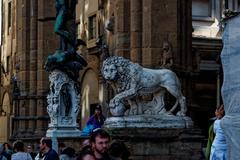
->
[[0, 104, 228, 160], [0, 141, 34, 160], [0, 129, 130, 160], [0, 105, 130, 160]]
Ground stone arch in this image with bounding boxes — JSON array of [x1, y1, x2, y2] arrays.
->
[[80, 68, 99, 129], [0, 92, 11, 143], [2, 92, 11, 114]]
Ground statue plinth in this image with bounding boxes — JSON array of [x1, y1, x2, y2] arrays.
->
[[104, 115, 201, 160], [46, 128, 81, 138], [104, 115, 193, 129], [105, 126, 203, 160], [46, 70, 81, 138]]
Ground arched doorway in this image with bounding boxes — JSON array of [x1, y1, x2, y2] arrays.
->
[[80, 69, 99, 129], [0, 92, 11, 143]]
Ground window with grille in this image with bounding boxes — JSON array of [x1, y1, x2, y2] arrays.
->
[[8, 1, 12, 34], [6, 56, 10, 73], [88, 15, 96, 40], [193, 0, 211, 17]]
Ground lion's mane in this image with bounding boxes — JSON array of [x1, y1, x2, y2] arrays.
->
[[102, 56, 141, 92]]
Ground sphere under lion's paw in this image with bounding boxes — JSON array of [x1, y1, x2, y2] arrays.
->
[[110, 102, 126, 117]]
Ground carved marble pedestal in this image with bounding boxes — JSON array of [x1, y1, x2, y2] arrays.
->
[[46, 70, 81, 148]]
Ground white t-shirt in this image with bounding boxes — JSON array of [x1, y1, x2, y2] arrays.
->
[[11, 152, 32, 160]]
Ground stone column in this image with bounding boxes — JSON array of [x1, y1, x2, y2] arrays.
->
[[29, 0, 38, 134], [114, 0, 130, 57], [130, 0, 142, 64], [19, 100, 27, 134], [16, 0, 30, 136], [141, 0, 151, 67], [141, 0, 191, 69], [179, 0, 192, 71], [35, 1, 56, 136]]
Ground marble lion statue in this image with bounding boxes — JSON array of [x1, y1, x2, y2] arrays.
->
[[102, 56, 187, 117]]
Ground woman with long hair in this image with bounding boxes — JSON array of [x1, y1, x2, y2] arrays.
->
[[210, 105, 227, 160], [87, 105, 105, 129], [81, 105, 105, 136]]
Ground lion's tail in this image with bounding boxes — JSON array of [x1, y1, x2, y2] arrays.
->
[[169, 96, 187, 115], [169, 99, 179, 113]]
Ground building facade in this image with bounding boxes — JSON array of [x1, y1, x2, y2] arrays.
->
[[0, 0, 57, 142], [0, 0, 236, 143]]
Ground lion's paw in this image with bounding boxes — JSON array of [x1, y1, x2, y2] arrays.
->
[[176, 111, 186, 117], [109, 99, 115, 108], [109, 98, 120, 107]]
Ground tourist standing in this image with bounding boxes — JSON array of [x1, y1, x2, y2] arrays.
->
[[81, 105, 105, 136], [210, 105, 227, 160], [34, 151, 44, 160], [11, 141, 32, 160], [58, 143, 75, 160], [87, 105, 105, 129], [77, 145, 95, 160], [0, 144, 7, 160], [109, 141, 130, 160], [39, 137, 59, 160], [2, 143, 13, 160], [205, 117, 215, 160], [90, 129, 110, 160], [26, 145, 37, 160]]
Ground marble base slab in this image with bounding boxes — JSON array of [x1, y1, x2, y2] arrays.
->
[[104, 114, 193, 129], [46, 128, 81, 138]]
